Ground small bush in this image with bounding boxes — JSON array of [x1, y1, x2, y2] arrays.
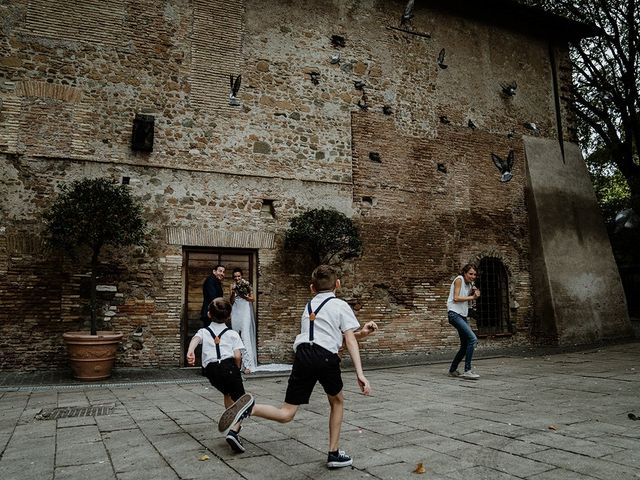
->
[[284, 208, 362, 266]]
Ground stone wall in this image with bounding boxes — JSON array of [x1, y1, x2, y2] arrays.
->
[[0, 0, 607, 371]]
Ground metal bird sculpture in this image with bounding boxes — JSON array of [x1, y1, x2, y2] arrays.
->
[[468, 119, 477, 129], [523, 122, 539, 134], [383, 105, 393, 115], [330, 53, 341, 64], [439, 115, 451, 124], [500, 81, 517, 96], [400, 0, 415, 26], [437, 48, 448, 69], [229, 74, 242, 106], [491, 150, 515, 182]]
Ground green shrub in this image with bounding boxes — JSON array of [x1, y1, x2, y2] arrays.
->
[[284, 208, 362, 266]]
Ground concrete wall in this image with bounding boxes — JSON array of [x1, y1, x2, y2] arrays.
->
[[524, 136, 633, 343]]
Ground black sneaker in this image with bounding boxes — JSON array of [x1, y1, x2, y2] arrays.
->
[[327, 450, 353, 468], [218, 393, 254, 435], [225, 429, 245, 453]]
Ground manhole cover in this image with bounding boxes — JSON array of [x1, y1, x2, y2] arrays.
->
[[35, 404, 115, 420]]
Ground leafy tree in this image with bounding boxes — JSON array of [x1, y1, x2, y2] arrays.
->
[[587, 147, 632, 224], [524, 0, 640, 213], [43, 178, 147, 335], [284, 208, 362, 266]]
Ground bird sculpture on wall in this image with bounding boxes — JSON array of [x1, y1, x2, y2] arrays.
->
[[500, 81, 517, 96], [468, 119, 477, 129], [437, 48, 448, 69], [400, 0, 415, 26], [229, 74, 242, 106], [523, 122, 539, 134], [491, 150, 516, 182], [439, 115, 451, 124]]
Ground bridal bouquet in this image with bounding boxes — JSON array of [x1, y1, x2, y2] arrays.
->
[[233, 279, 252, 298]]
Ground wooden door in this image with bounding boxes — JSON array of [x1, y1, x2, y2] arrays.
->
[[182, 248, 257, 366]]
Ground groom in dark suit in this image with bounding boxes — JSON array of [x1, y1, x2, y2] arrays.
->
[[201, 264, 225, 326]]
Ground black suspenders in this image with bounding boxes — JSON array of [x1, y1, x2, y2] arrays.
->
[[205, 326, 229, 362], [306, 297, 335, 342]]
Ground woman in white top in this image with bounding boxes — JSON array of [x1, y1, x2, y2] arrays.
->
[[447, 264, 481, 379], [230, 267, 257, 374]]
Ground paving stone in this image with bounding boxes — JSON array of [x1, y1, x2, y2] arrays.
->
[[526, 448, 640, 480], [517, 431, 623, 457], [56, 440, 110, 466], [54, 462, 116, 480]]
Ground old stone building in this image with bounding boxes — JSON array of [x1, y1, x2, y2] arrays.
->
[[0, 0, 632, 371]]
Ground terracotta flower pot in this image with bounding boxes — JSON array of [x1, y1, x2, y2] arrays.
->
[[62, 331, 124, 381]]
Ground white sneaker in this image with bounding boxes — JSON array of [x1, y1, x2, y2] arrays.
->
[[460, 370, 480, 380]]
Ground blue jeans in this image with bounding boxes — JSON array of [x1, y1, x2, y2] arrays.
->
[[448, 311, 477, 372]]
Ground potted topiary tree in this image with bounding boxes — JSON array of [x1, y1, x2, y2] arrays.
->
[[43, 177, 147, 380]]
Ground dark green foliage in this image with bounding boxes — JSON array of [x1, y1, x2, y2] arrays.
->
[[587, 148, 632, 224], [44, 178, 146, 256], [284, 208, 362, 266], [43, 178, 147, 334], [523, 0, 640, 214]]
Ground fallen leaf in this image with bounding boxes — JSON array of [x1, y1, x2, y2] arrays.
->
[[413, 462, 426, 474], [199, 455, 209, 461], [548, 425, 557, 431]]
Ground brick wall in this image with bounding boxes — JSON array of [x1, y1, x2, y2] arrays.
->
[[0, 0, 577, 370]]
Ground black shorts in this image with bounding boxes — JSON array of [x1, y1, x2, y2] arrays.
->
[[285, 343, 343, 405], [203, 358, 245, 401]]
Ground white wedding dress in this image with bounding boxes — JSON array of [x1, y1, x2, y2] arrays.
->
[[231, 296, 257, 371]]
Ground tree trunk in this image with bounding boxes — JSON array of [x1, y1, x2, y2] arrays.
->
[[90, 250, 99, 336]]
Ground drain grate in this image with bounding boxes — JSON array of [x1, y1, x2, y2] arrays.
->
[[35, 403, 115, 420]]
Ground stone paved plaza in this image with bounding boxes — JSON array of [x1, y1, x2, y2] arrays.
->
[[1, 342, 639, 479]]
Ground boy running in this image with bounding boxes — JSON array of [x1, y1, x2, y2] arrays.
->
[[187, 297, 253, 453], [218, 264, 372, 468]]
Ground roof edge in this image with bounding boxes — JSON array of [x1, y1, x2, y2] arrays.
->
[[424, 0, 600, 41]]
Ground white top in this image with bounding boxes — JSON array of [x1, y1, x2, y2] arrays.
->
[[293, 291, 360, 354], [195, 323, 244, 367], [447, 275, 472, 317]]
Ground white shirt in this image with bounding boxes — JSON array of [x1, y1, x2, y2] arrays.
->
[[447, 275, 472, 317], [293, 291, 360, 354], [195, 323, 244, 367]]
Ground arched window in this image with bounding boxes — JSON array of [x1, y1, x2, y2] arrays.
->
[[475, 257, 511, 335]]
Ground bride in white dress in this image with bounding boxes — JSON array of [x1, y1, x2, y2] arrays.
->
[[230, 268, 257, 373]]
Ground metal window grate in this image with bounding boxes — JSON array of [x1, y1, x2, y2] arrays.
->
[[475, 258, 510, 335], [35, 404, 115, 420]]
